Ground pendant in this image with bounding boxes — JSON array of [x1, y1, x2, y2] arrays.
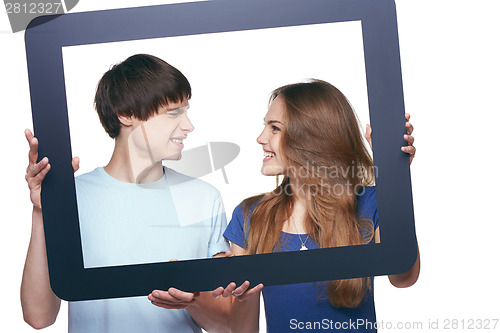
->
[[300, 245, 308, 251]]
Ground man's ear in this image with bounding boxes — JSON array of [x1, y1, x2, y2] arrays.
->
[[117, 114, 134, 127]]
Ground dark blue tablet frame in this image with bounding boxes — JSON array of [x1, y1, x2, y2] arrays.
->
[[25, 0, 417, 301]]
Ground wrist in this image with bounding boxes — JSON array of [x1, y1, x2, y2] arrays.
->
[[184, 300, 201, 315], [185, 291, 210, 312], [32, 206, 44, 228]]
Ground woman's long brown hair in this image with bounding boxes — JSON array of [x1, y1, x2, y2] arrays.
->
[[243, 80, 375, 308]]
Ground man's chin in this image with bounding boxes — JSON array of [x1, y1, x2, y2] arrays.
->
[[165, 152, 182, 161]]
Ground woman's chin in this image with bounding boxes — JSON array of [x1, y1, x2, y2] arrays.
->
[[261, 166, 284, 177]]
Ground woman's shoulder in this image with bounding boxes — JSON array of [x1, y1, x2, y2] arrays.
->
[[233, 194, 265, 216], [357, 185, 376, 200], [224, 195, 265, 247], [356, 186, 377, 220]]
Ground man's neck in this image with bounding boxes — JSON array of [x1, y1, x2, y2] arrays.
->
[[104, 135, 164, 184]]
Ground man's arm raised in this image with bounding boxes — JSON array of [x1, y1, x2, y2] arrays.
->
[[20, 129, 79, 329]]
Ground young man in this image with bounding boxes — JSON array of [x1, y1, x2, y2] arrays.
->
[[21, 54, 231, 332]]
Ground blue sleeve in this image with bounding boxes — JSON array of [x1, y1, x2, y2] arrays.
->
[[223, 203, 247, 248], [357, 186, 379, 229]]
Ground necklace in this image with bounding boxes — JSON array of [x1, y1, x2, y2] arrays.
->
[[291, 215, 309, 250]]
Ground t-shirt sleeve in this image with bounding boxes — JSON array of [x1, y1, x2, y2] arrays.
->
[[357, 186, 379, 230], [223, 203, 247, 249], [208, 194, 231, 257]]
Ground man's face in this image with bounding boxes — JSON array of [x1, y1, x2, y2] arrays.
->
[[129, 99, 194, 163]]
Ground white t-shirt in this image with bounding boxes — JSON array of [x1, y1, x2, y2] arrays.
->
[[68, 167, 229, 333]]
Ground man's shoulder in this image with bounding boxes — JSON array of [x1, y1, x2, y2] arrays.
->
[[75, 167, 104, 186]]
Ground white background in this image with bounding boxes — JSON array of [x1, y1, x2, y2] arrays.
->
[[1, 1, 499, 332]]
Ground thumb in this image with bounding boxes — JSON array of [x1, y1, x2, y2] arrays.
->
[[72, 157, 80, 173], [364, 124, 373, 150], [364, 124, 372, 138]]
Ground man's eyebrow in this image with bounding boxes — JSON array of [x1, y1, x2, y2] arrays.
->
[[167, 105, 189, 111]]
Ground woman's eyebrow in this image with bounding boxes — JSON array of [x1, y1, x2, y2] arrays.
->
[[264, 119, 283, 125]]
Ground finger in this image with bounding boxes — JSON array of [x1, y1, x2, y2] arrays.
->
[[222, 282, 236, 298], [238, 283, 264, 302], [150, 300, 188, 310], [212, 287, 224, 298], [364, 124, 373, 150], [149, 298, 194, 307], [403, 134, 414, 146], [401, 146, 416, 155], [72, 157, 80, 173], [26, 160, 50, 189], [405, 113, 411, 121], [212, 250, 234, 258], [24, 128, 34, 144], [213, 250, 233, 258], [148, 290, 195, 305], [149, 290, 179, 302], [28, 136, 39, 166], [27, 157, 49, 178], [31, 162, 51, 185], [167, 288, 197, 302], [232, 281, 250, 297], [405, 122, 414, 135], [364, 124, 372, 140]]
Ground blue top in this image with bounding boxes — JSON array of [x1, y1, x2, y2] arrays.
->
[[223, 186, 378, 332]]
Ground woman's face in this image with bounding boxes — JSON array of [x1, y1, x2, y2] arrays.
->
[[257, 95, 287, 176]]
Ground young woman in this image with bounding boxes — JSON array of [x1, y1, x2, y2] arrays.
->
[[213, 79, 419, 332]]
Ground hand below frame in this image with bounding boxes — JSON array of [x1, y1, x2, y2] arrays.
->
[[210, 251, 264, 301], [212, 281, 264, 302], [147, 252, 234, 310], [148, 288, 200, 310]]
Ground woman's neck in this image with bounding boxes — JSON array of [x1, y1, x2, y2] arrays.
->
[[283, 176, 308, 233]]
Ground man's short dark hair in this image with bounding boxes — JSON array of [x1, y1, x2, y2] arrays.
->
[[94, 54, 192, 138]]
